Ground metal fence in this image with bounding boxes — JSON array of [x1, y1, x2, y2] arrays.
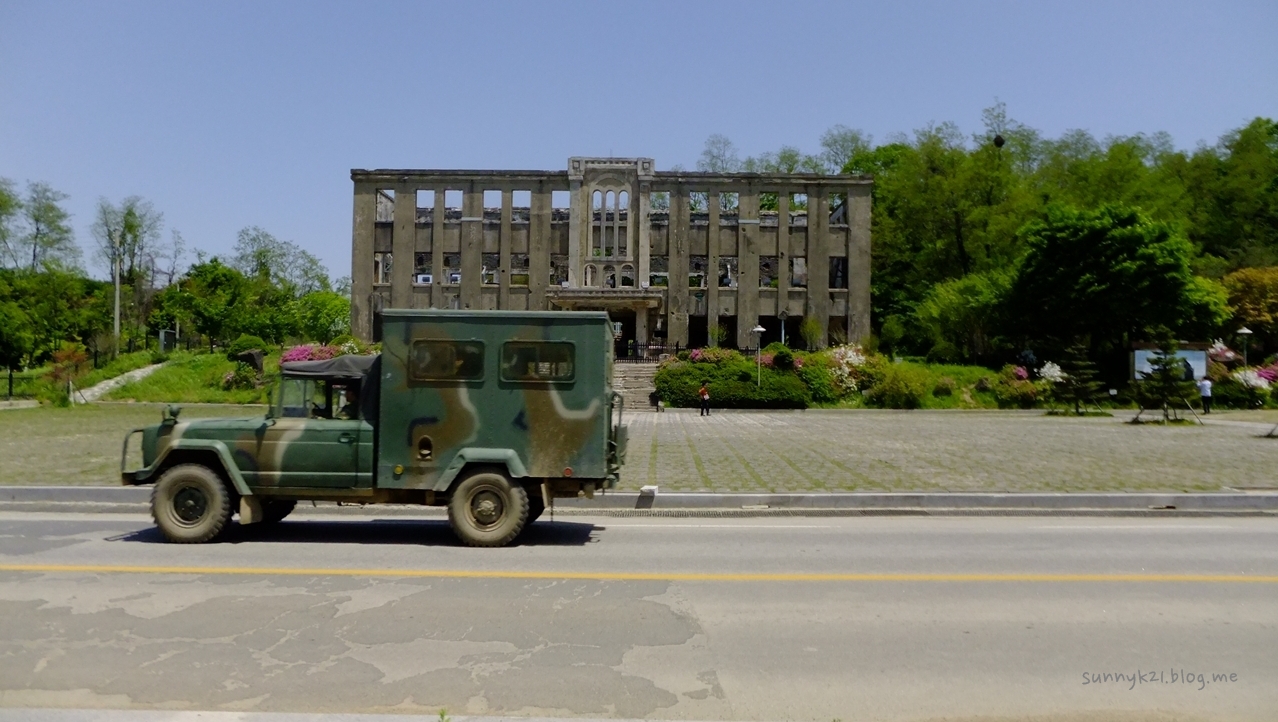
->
[[613, 342, 761, 363]]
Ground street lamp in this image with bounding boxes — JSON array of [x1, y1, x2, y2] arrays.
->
[[751, 324, 766, 387], [1238, 327, 1253, 367]]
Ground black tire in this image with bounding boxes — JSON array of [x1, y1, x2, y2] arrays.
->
[[260, 499, 296, 524], [151, 464, 232, 544], [527, 492, 546, 524], [448, 471, 529, 547]]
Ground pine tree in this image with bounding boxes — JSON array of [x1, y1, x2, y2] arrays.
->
[[1137, 329, 1197, 422], [1054, 341, 1102, 415]]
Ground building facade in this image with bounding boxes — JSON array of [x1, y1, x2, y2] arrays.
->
[[350, 158, 871, 351]]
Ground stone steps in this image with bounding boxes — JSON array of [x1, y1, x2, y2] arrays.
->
[[613, 362, 660, 411]]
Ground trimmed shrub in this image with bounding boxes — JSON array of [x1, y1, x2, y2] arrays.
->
[[772, 347, 794, 370], [226, 334, 268, 360], [654, 358, 811, 409], [797, 360, 838, 404], [866, 363, 930, 409]]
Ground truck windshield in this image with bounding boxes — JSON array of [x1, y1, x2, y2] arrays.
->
[[277, 378, 324, 418]]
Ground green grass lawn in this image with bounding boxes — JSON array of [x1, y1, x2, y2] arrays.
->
[[0, 403, 264, 485], [105, 351, 281, 404]]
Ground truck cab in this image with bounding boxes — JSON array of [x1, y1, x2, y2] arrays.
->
[[122, 309, 627, 547]]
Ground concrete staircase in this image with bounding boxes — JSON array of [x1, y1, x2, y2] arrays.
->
[[613, 362, 660, 411]]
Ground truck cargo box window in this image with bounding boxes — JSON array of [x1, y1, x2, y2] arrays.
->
[[409, 340, 486, 381], [501, 341, 575, 382]]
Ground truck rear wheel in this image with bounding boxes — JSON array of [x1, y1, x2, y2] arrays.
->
[[152, 464, 232, 544], [448, 471, 528, 547]]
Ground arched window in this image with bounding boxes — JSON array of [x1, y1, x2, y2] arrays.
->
[[620, 264, 635, 287], [584, 264, 597, 287], [603, 264, 617, 289]]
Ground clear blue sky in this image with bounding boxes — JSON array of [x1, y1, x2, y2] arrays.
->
[[2, 0, 1275, 281]]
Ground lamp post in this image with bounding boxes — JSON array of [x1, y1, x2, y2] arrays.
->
[[1238, 327, 1253, 367], [751, 324, 766, 387]]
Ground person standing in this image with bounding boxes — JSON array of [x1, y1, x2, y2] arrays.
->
[[699, 382, 711, 417], [1197, 376, 1213, 414]]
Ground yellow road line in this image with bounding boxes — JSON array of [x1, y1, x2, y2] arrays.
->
[[0, 563, 1276, 583]]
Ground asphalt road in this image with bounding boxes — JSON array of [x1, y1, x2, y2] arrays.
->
[[0, 512, 1275, 722]]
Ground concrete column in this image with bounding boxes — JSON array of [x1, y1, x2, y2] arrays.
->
[[636, 304, 649, 346], [806, 187, 830, 349], [499, 189, 512, 310], [391, 185, 416, 309], [637, 183, 651, 287], [707, 191, 720, 346], [667, 186, 690, 347], [460, 183, 483, 309], [847, 185, 872, 343], [350, 181, 376, 341], [776, 191, 790, 317], [528, 184, 551, 311], [431, 190, 446, 309], [736, 187, 760, 350], [567, 178, 582, 286]]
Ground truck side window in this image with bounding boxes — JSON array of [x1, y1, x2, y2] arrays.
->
[[409, 340, 485, 381], [501, 342, 575, 382]]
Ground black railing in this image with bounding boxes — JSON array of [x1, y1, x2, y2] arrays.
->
[[614, 342, 763, 362]]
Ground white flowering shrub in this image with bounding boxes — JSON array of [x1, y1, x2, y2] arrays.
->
[[1234, 369, 1271, 390], [828, 344, 869, 391], [1038, 361, 1065, 383]]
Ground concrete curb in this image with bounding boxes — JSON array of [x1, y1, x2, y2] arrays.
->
[[2, 486, 1276, 515]]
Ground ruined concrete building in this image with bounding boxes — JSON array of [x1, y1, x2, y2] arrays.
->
[[350, 158, 870, 351]]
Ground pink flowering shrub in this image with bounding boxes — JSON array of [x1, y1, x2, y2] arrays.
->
[[281, 344, 341, 362], [760, 352, 775, 367], [688, 347, 739, 364], [1256, 365, 1278, 383], [1013, 366, 1029, 380]]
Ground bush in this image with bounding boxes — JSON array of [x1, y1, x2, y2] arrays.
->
[[149, 350, 170, 365], [796, 359, 838, 404], [974, 376, 994, 392], [933, 376, 956, 397], [993, 365, 1044, 408], [226, 334, 268, 360], [221, 363, 258, 391], [654, 358, 811, 409], [1212, 377, 1269, 409], [772, 347, 794, 370], [866, 363, 930, 409]]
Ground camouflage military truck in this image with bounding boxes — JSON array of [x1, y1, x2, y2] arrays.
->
[[121, 309, 627, 547]]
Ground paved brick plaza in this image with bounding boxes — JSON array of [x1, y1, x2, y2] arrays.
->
[[617, 410, 1277, 493]]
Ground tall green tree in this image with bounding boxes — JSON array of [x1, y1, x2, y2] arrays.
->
[[19, 182, 79, 271], [1006, 205, 1228, 352], [174, 259, 251, 352], [0, 178, 21, 269], [1053, 341, 1103, 415]]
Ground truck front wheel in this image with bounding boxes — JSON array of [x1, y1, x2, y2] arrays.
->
[[152, 464, 232, 544], [448, 471, 528, 547]]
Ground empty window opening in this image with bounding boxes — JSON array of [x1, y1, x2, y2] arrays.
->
[[689, 191, 708, 213], [416, 190, 435, 209], [444, 253, 461, 284], [690, 256, 708, 289], [375, 190, 395, 222], [512, 190, 531, 221], [650, 191, 670, 212], [759, 256, 778, 287], [789, 192, 808, 214], [374, 252, 393, 285], [445, 190, 463, 210], [790, 257, 808, 287], [414, 253, 432, 285], [584, 264, 598, 287], [718, 257, 738, 288], [830, 257, 848, 289], [510, 254, 530, 285], [592, 191, 605, 257], [482, 253, 500, 285], [551, 256, 569, 285], [719, 192, 739, 213], [603, 264, 617, 288], [621, 264, 635, 287], [483, 189, 502, 211]]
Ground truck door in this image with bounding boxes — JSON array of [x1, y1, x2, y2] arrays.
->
[[252, 379, 363, 488]]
